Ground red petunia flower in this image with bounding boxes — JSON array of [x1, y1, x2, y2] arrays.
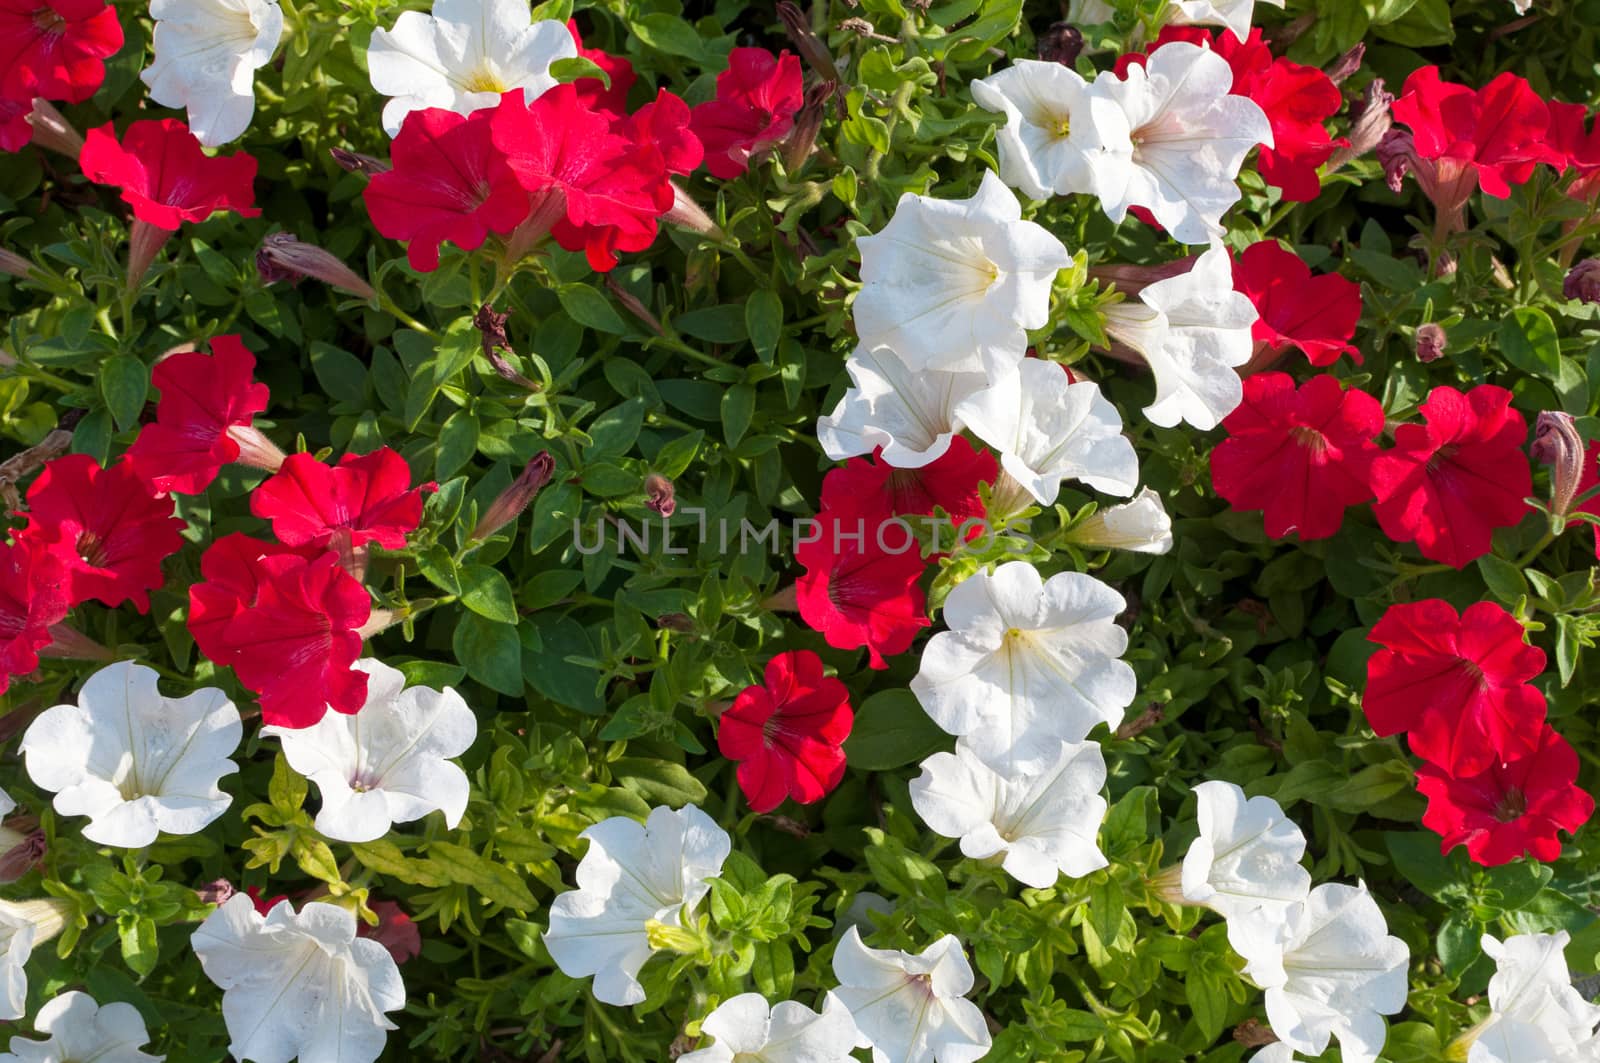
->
[[250, 448, 431, 552], [79, 119, 259, 231], [565, 19, 635, 117], [1548, 100, 1600, 202], [362, 106, 531, 273], [690, 47, 804, 180], [1115, 27, 1344, 202], [1369, 385, 1532, 569], [489, 84, 677, 272], [624, 88, 703, 177], [0, 0, 123, 106], [123, 335, 282, 495], [1416, 723, 1593, 867], [0, 99, 31, 153], [1364, 599, 1546, 775], [819, 437, 998, 543], [360, 901, 422, 964], [188, 534, 371, 728], [1233, 241, 1362, 367], [1210, 373, 1383, 540], [796, 511, 930, 669], [17, 454, 185, 613], [717, 650, 853, 813], [1392, 66, 1562, 200], [0, 540, 68, 695]]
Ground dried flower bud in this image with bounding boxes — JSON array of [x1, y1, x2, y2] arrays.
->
[[0, 821, 44, 883], [1324, 43, 1365, 85], [472, 451, 556, 540], [1564, 259, 1600, 304], [1415, 322, 1447, 363], [0, 248, 33, 282], [473, 303, 538, 389], [1036, 22, 1084, 66], [656, 612, 695, 632], [776, 1, 841, 81], [1088, 256, 1198, 296], [644, 473, 676, 517], [24, 99, 82, 157], [1375, 128, 1419, 194], [197, 879, 240, 906], [1329, 79, 1393, 169], [1531, 410, 1585, 522], [604, 275, 664, 335], [782, 81, 834, 173], [257, 232, 377, 299], [329, 147, 391, 176]]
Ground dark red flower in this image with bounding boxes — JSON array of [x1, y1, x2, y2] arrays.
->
[[1392, 66, 1562, 199], [1364, 599, 1546, 775], [1369, 385, 1532, 569], [717, 650, 853, 813], [1210, 373, 1383, 540], [0, 98, 31, 153], [250, 448, 431, 552], [362, 106, 531, 272], [1548, 100, 1600, 201], [623, 88, 703, 177], [360, 901, 422, 964], [245, 885, 290, 914], [123, 335, 280, 495], [819, 437, 997, 542], [79, 119, 259, 231], [565, 19, 636, 116], [1416, 723, 1593, 867], [0, 540, 68, 695], [0, 0, 122, 106], [188, 534, 371, 728], [690, 47, 804, 180], [489, 84, 676, 271], [17, 454, 185, 612], [796, 512, 930, 669], [1233, 241, 1362, 367]]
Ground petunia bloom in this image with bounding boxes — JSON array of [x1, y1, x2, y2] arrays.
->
[[0, 0, 123, 106], [544, 804, 731, 1006], [954, 357, 1139, 506], [192, 895, 405, 1063], [0, 899, 70, 1021], [187, 534, 372, 727], [1209, 372, 1383, 541], [691, 47, 803, 180], [816, 344, 988, 469], [1416, 723, 1594, 867], [1363, 599, 1546, 775], [910, 739, 1109, 889], [142, 0, 284, 146], [362, 105, 531, 272], [1166, 0, 1283, 40], [1369, 384, 1532, 569], [1548, 101, 1600, 202], [122, 335, 283, 495], [79, 119, 259, 231], [0, 989, 162, 1063], [1232, 241, 1362, 368], [911, 561, 1134, 773], [831, 927, 991, 1063], [717, 650, 853, 814], [817, 436, 997, 538], [1174, 781, 1311, 922], [264, 659, 476, 842], [795, 511, 931, 669], [853, 170, 1072, 376], [565, 19, 635, 115], [1467, 932, 1600, 1062], [1392, 66, 1561, 202], [250, 448, 431, 563], [17, 454, 185, 613], [367, 0, 575, 136], [1065, 487, 1173, 554], [1229, 882, 1409, 1063], [678, 992, 861, 1063], [0, 540, 70, 695], [21, 660, 241, 848]]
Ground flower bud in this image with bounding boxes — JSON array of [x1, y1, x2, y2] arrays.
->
[[604, 276, 663, 335], [1067, 488, 1173, 554], [1036, 22, 1085, 66], [662, 182, 724, 240], [782, 81, 834, 173], [1376, 128, 1419, 194], [0, 898, 72, 947], [0, 820, 44, 883], [1530, 410, 1586, 522], [644, 473, 676, 518], [24, 99, 82, 157], [1088, 256, 1197, 297], [329, 147, 391, 176], [473, 303, 539, 388], [196, 879, 239, 906], [256, 233, 377, 299], [1564, 259, 1600, 304], [657, 612, 694, 632], [1329, 79, 1393, 169], [776, 0, 841, 82], [472, 451, 556, 540], [39, 622, 113, 661], [0, 248, 35, 280], [1324, 43, 1365, 85], [1415, 322, 1447, 362], [126, 218, 174, 289], [224, 423, 287, 473]]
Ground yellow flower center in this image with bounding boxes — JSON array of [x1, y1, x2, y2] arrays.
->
[[462, 68, 510, 94]]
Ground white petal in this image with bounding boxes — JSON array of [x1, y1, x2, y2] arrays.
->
[[1180, 781, 1311, 922], [142, 0, 284, 145], [971, 60, 1134, 202], [831, 929, 991, 1063], [817, 345, 988, 469]]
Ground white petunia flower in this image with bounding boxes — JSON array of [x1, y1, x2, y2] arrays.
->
[[1094, 42, 1272, 244], [910, 739, 1108, 889], [970, 60, 1134, 203], [1230, 882, 1409, 1063], [262, 659, 476, 844], [679, 992, 862, 1063], [911, 561, 1134, 773], [1467, 933, 1600, 1063], [0, 990, 163, 1063], [831, 927, 991, 1063], [0, 900, 71, 1022], [141, 0, 285, 146], [1248, 1046, 1299, 1063], [544, 804, 731, 1006], [854, 170, 1072, 377], [20, 661, 242, 849], [816, 344, 988, 469], [192, 895, 405, 1063], [1068, 487, 1174, 554], [1168, 0, 1287, 41], [1177, 780, 1311, 923], [954, 356, 1138, 505], [367, 0, 577, 136], [1102, 242, 1258, 430]]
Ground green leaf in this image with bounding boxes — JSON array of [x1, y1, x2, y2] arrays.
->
[[610, 757, 707, 807], [558, 284, 628, 334], [452, 613, 523, 695], [1385, 831, 1465, 898], [100, 354, 148, 433], [459, 563, 519, 623], [549, 55, 608, 88], [424, 841, 536, 910], [652, 430, 704, 478], [676, 305, 747, 344], [721, 384, 755, 446], [585, 398, 645, 459], [436, 410, 479, 479], [1477, 555, 1529, 606], [118, 914, 160, 978], [745, 290, 783, 363], [1499, 307, 1562, 379], [842, 689, 951, 770], [627, 12, 710, 61]]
